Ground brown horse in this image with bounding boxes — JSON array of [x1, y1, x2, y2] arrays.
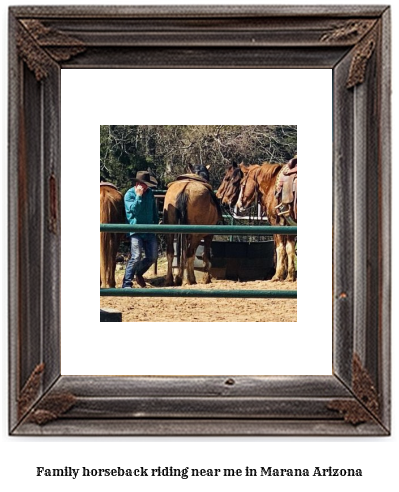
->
[[217, 162, 263, 210], [216, 162, 244, 208], [100, 183, 125, 288], [235, 162, 297, 281], [163, 176, 221, 286]]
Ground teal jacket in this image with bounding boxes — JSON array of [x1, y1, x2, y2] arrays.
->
[[124, 187, 159, 237]]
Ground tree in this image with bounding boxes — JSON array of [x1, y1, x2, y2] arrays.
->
[[100, 125, 297, 190]]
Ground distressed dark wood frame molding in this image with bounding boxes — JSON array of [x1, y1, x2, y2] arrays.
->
[[8, 5, 391, 436]]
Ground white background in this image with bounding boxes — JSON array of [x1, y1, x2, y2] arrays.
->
[[1, 1, 398, 492], [61, 68, 332, 376]]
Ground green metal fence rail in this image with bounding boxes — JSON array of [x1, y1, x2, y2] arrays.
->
[[100, 223, 297, 299], [100, 224, 297, 235], [101, 288, 296, 298]]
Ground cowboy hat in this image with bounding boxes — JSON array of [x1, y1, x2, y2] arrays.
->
[[131, 171, 157, 188]]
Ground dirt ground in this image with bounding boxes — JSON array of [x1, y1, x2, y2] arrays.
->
[[101, 258, 297, 322]]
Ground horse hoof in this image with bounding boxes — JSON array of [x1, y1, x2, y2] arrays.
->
[[164, 276, 174, 287], [174, 277, 183, 286]]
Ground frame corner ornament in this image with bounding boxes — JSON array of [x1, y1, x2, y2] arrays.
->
[[328, 354, 380, 425], [17, 363, 45, 419], [17, 19, 85, 81], [346, 27, 378, 88], [320, 19, 376, 44], [28, 392, 77, 425]]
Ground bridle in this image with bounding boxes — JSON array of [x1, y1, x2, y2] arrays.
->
[[239, 168, 260, 208]]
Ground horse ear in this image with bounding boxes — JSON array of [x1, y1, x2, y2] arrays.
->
[[232, 161, 238, 168], [187, 163, 194, 173], [240, 162, 249, 173], [206, 164, 211, 170]]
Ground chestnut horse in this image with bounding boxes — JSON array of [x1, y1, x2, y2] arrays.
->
[[235, 163, 297, 281], [163, 176, 221, 286], [100, 183, 125, 288]]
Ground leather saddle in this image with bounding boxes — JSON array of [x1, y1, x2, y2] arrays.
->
[[275, 158, 297, 223]]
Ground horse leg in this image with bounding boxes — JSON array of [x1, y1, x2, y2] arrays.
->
[[201, 235, 213, 284], [165, 234, 175, 286], [186, 235, 200, 285], [272, 234, 287, 281], [285, 236, 296, 281]]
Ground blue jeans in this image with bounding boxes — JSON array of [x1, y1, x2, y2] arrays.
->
[[122, 234, 158, 288]]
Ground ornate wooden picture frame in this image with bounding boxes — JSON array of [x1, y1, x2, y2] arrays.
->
[[9, 5, 391, 435]]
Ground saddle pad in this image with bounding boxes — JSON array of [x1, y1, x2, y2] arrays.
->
[[176, 173, 209, 183], [169, 174, 213, 192]]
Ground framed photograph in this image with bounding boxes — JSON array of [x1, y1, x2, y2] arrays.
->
[[98, 123, 299, 324], [9, 5, 390, 435]]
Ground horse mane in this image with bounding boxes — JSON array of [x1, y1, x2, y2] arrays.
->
[[251, 163, 284, 222], [256, 162, 283, 183]]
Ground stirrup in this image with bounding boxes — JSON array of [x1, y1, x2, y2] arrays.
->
[[275, 203, 297, 226]]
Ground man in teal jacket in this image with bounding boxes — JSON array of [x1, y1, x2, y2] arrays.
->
[[122, 171, 159, 288]]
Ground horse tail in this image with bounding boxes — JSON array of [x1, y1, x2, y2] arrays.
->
[[163, 207, 168, 224], [100, 187, 124, 287], [100, 228, 113, 287], [100, 194, 115, 287], [175, 185, 189, 224], [174, 185, 190, 281]]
